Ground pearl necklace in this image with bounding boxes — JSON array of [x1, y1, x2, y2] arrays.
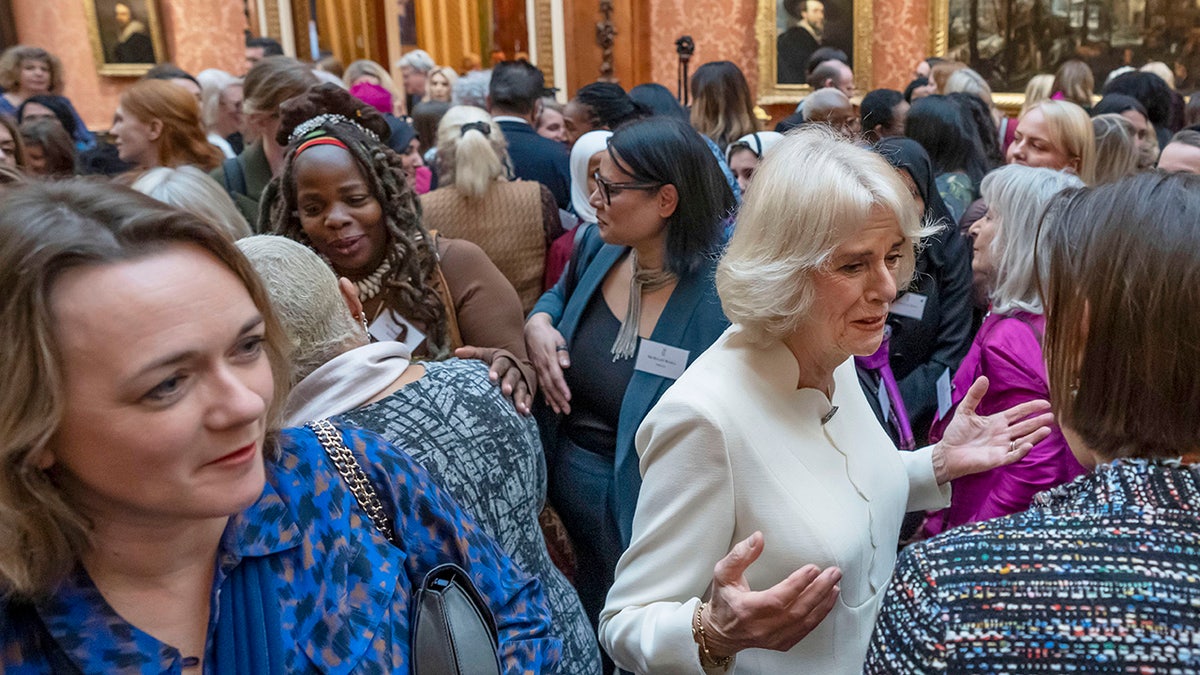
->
[[354, 258, 391, 303]]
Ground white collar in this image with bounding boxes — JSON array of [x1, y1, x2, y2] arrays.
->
[[492, 115, 531, 126]]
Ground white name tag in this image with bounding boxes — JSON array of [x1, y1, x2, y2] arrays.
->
[[936, 367, 953, 419], [890, 292, 927, 321], [634, 340, 690, 380], [369, 310, 426, 352]]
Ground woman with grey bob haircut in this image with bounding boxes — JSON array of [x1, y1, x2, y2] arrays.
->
[[922, 164, 1086, 538], [600, 126, 1054, 674]]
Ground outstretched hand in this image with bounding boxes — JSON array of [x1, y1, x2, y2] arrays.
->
[[700, 532, 841, 658], [934, 376, 1055, 484]]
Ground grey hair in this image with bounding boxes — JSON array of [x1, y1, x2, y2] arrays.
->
[[979, 164, 1083, 315], [945, 68, 995, 108], [130, 166, 252, 239], [235, 235, 365, 382], [453, 69, 492, 108], [717, 125, 929, 345], [397, 49, 435, 73], [1091, 114, 1139, 185], [196, 68, 241, 131]]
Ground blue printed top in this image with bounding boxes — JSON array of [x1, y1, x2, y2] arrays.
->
[[0, 424, 561, 674]]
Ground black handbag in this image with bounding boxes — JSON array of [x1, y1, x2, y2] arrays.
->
[[307, 420, 503, 675]]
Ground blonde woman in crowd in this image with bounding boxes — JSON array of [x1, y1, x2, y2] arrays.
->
[[343, 59, 404, 116], [420, 105, 563, 313], [1006, 99, 1096, 184], [1020, 74, 1055, 116], [131, 165, 253, 239], [426, 65, 458, 103], [1090, 114, 1140, 184]]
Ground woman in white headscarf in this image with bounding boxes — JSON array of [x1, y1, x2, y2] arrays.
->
[[546, 129, 614, 287], [570, 130, 614, 226]]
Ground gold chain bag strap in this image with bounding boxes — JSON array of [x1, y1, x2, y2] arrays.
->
[[306, 420, 501, 675]]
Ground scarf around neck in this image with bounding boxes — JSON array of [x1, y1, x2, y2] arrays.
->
[[283, 341, 412, 427]]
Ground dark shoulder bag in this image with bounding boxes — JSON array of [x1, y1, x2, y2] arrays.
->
[[306, 419, 502, 675]]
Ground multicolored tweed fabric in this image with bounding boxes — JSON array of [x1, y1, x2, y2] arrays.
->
[[865, 459, 1200, 673]]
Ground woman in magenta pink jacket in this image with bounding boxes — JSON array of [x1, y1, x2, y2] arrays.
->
[[924, 165, 1086, 536]]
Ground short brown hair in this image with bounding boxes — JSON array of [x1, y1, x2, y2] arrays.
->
[[120, 79, 223, 170], [0, 46, 63, 94], [0, 180, 291, 599], [1038, 171, 1200, 460]]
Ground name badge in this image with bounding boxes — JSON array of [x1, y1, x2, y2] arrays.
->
[[890, 292, 927, 321], [936, 367, 953, 419], [369, 310, 426, 352], [634, 340, 690, 380]]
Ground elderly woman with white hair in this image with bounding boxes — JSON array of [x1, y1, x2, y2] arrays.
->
[[237, 234, 602, 674], [598, 127, 1054, 674], [922, 165, 1086, 538], [196, 68, 243, 158], [419, 105, 563, 313], [131, 165, 252, 239]]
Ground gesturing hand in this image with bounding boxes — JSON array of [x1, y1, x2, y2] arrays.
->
[[700, 532, 841, 658], [523, 313, 573, 415], [934, 376, 1056, 484]]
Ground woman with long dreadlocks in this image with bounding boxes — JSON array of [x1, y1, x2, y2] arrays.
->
[[261, 84, 536, 412]]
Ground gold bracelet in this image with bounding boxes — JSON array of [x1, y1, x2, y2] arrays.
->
[[692, 601, 732, 669]]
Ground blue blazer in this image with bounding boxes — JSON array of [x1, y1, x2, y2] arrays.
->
[[532, 224, 730, 545], [498, 119, 572, 211]]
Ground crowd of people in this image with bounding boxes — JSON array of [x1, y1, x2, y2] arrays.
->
[[1, 33, 1200, 675]]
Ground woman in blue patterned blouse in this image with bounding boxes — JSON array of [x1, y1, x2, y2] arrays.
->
[[0, 180, 560, 673], [865, 171, 1200, 673]]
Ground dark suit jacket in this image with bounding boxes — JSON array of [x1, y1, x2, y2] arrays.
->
[[777, 27, 819, 84], [114, 32, 154, 64], [531, 224, 730, 545], [497, 119, 571, 211]]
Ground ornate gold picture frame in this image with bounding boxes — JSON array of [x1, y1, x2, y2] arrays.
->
[[929, 0, 1200, 113], [757, 0, 872, 104], [83, 0, 166, 76]]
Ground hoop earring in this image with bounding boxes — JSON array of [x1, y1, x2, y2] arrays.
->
[[360, 313, 370, 336]]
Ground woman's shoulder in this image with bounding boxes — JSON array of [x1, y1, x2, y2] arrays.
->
[[979, 312, 1044, 351]]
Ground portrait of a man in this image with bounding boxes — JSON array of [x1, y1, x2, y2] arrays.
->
[[776, 0, 854, 85], [111, 2, 154, 63], [85, 0, 162, 73]]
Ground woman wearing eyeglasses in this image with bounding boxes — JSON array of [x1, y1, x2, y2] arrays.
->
[[523, 117, 735, 646]]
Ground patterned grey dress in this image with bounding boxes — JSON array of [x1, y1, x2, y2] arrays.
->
[[335, 358, 601, 675]]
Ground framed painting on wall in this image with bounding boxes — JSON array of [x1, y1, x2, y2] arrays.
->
[[83, 0, 166, 76], [931, 0, 1200, 97], [757, 0, 872, 103]]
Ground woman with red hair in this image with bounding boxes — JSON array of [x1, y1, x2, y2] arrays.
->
[[111, 79, 222, 172]]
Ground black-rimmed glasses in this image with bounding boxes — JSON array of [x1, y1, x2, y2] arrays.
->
[[593, 171, 664, 205]]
